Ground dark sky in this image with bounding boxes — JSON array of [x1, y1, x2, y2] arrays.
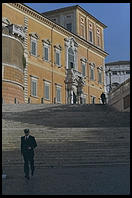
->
[[24, 3, 130, 63]]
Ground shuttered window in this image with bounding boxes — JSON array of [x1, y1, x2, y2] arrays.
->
[[44, 81, 50, 100], [43, 46, 49, 61], [56, 51, 60, 65], [82, 62, 86, 76], [66, 23, 72, 32], [56, 86, 61, 103], [98, 71, 102, 84], [89, 30, 93, 43], [31, 77, 37, 97], [31, 39, 37, 56], [90, 67, 94, 80]]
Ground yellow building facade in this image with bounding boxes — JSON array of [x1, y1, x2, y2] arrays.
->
[[2, 3, 108, 104]]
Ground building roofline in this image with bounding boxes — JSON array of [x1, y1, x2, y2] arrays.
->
[[77, 5, 107, 28], [7, 3, 108, 56], [42, 4, 107, 29], [105, 60, 130, 66], [42, 5, 78, 14]]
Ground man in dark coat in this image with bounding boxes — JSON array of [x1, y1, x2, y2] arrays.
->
[[21, 129, 37, 180], [100, 92, 106, 104]]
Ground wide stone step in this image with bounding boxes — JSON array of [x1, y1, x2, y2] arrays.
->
[[2, 127, 130, 148], [2, 127, 130, 133], [2, 156, 130, 167], [2, 104, 130, 128], [2, 104, 118, 112], [2, 104, 130, 168]]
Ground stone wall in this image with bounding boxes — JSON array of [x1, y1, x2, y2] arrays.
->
[[108, 78, 130, 112]]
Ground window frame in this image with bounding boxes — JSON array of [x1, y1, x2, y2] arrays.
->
[[98, 70, 103, 84], [43, 44, 49, 62], [89, 30, 93, 43], [31, 37, 37, 57], [82, 62, 86, 77], [44, 80, 50, 100], [90, 65, 95, 80], [80, 24, 85, 38], [31, 76, 38, 97], [97, 34, 100, 47], [66, 23, 72, 32], [55, 48, 61, 67], [112, 71, 117, 75], [56, 85, 62, 103]]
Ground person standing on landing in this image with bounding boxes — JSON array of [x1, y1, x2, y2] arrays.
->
[[21, 129, 37, 180], [100, 92, 106, 105]]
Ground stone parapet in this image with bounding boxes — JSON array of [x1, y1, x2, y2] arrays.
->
[[108, 78, 130, 112]]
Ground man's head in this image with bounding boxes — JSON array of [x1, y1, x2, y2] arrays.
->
[[24, 129, 30, 136]]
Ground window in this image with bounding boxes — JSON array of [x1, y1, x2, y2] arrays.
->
[[54, 45, 61, 67], [43, 45, 49, 61], [97, 27, 100, 47], [89, 22, 92, 29], [66, 15, 71, 18], [55, 51, 60, 66], [126, 71, 130, 74], [44, 81, 50, 100], [80, 24, 85, 38], [31, 38, 37, 56], [31, 77, 37, 97], [81, 17, 84, 23], [52, 18, 57, 22], [56, 86, 61, 103], [97, 28, 100, 34], [90, 67, 94, 80], [68, 47, 75, 69], [89, 30, 93, 43], [42, 39, 51, 62], [82, 62, 86, 76], [66, 23, 72, 32], [97, 35, 100, 47], [98, 70, 102, 84], [113, 71, 117, 75]]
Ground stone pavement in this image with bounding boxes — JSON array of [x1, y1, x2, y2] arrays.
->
[[2, 164, 130, 195]]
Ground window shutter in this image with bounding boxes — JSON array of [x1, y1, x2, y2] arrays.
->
[[44, 47, 48, 61], [31, 80, 37, 96], [56, 87, 61, 103], [89, 31, 93, 42], [44, 83, 50, 100], [31, 41, 36, 56], [90, 68, 94, 80], [66, 23, 72, 32], [82, 63, 86, 76], [98, 71, 102, 83], [56, 52, 60, 65]]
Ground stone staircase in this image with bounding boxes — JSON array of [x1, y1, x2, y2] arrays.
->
[[2, 104, 130, 167]]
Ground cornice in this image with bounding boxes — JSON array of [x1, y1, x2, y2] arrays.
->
[[7, 3, 108, 57], [76, 5, 107, 29]]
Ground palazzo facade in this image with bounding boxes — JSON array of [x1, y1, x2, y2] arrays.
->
[[2, 3, 108, 104]]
